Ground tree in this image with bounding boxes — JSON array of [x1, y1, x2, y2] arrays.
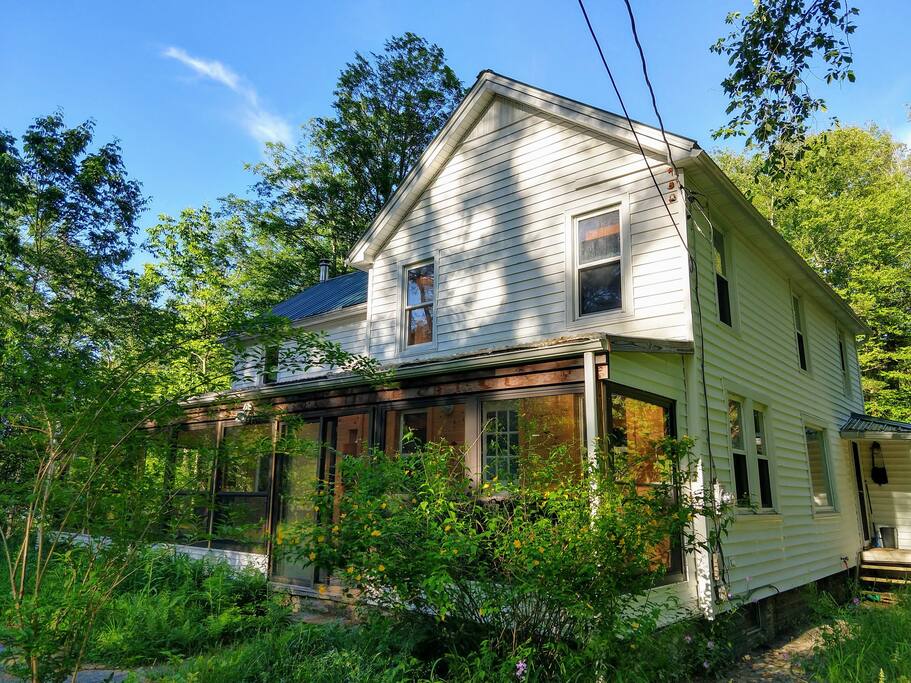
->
[[247, 32, 464, 277], [716, 127, 911, 421], [711, 0, 859, 175]]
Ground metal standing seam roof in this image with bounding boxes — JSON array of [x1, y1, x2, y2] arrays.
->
[[270, 270, 368, 322], [840, 413, 911, 436]]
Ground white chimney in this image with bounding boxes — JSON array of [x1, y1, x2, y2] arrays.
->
[[319, 258, 330, 282]]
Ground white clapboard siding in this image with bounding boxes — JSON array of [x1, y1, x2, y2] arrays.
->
[[864, 441, 911, 549], [687, 189, 865, 599], [367, 96, 690, 363], [230, 315, 367, 389]]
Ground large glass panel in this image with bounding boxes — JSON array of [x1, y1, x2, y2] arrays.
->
[[406, 264, 434, 305], [579, 262, 622, 315], [481, 394, 584, 485], [272, 420, 322, 585], [406, 306, 433, 346], [167, 425, 215, 544], [215, 423, 273, 550], [578, 210, 620, 264], [606, 386, 682, 577], [405, 263, 434, 347]]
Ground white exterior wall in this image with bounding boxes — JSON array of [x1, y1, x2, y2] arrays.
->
[[687, 190, 865, 602], [231, 314, 367, 390], [862, 440, 911, 549], [367, 97, 692, 364]]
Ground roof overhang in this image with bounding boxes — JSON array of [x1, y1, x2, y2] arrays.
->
[[347, 70, 700, 270], [840, 431, 911, 441], [679, 151, 869, 336], [184, 332, 693, 407], [840, 412, 911, 440]]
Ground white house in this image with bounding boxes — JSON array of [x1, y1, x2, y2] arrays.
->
[[176, 71, 907, 627]]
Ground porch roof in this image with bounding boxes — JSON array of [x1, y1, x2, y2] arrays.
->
[[840, 413, 911, 440]]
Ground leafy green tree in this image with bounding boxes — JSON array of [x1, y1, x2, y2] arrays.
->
[[716, 126, 911, 421], [712, 0, 859, 175], [247, 32, 464, 277]]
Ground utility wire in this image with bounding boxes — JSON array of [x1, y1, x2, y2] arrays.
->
[[577, 0, 727, 592]]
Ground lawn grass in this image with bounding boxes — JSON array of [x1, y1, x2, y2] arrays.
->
[[805, 590, 911, 683]]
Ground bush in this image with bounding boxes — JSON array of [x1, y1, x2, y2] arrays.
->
[[278, 437, 726, 679]]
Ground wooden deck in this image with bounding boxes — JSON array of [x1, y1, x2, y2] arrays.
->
[[859, 548, 911, 602]]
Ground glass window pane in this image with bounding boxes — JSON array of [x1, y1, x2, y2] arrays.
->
[[406, 264, 434, 306], [578, 210, 620, 264], [728, 400, 744, 451], [609, 392, 669, 483], [407, 306, 433, 346], [805, 428, 831, 508], [401, 411, 429, 453], [712, 230, 727, 276], [753, 410, 766, 456], [758, 459, 773, 509], [733, 452, 750, 505], [579, 262, 622, 315], [220, 423, 273, 493]]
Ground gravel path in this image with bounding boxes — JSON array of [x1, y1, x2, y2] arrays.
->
[[720, 624, 824, 682]]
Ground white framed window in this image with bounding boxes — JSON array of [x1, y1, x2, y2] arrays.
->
[[792, 294, 809, 371], [402, 260, 435, 349], [726, 393, 776, 511], [712, 229, 733, 326], [804, 425, 834, 510], [565, 199, 631, 322]]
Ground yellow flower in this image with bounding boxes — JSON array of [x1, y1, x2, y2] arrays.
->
[[318, 585, 327, 594], [378, 564, 385, 572], [308, 552, 316, 561], [513, 540, 522, 549], [444, 525, 451, 532], [380, 502, 387, 509], [411, 498, 417, 504], [532, 559, 540, 567], [538, 547, 545, 554], [332, 525, 340, 534], [452, 549, 458, 555], [356, 574, 362, 581], [317, 535, 325, 543], [346, 566, 354, 574], [371, 529, 381, 537]]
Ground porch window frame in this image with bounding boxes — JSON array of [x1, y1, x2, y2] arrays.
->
[[802, 421, 836, 513], [600, 381, 685, 581]]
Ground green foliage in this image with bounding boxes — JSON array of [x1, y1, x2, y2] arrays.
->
[[246, 32, 464, 276], [716, 126, 911, 421], [804, 589, 911, 682], [711, 0, 859, 174], [280, 437, 727, 679], [0, 548, 288, 680]]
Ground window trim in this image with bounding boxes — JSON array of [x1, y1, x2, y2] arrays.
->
[[398, 254, 439, 354], [400, 258, 437, 353], [792, 293, 810, 373], [802, 420, 836, 513], [711, 227, 735, 328], [564, 196, 633, 327], [261, 344, 280, 386], [721, 384, 779, 514]]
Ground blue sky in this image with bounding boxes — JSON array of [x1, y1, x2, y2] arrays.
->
[[3, 1, 909, 269]]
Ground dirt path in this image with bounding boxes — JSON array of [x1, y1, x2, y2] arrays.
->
[[720, 624, 824, 682]]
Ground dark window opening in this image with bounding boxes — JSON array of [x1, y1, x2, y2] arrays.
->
[[713, 230, 732, 326], [262, 345, 279, 385]]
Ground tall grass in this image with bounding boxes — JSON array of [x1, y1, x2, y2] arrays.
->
[[806, 589, 911, 683]]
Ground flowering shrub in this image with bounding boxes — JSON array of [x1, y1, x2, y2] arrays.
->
[[281, 436, 725, 677]]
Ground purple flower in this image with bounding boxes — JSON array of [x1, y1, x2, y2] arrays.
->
[[683, 634, 693, 644], [703, 660, 710, 670], [707, 640, 715, 650], [853, 597, 861, 606], [516, 660, 527, 679]]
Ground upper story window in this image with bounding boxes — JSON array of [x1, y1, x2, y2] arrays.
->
[[837, 328, 851, 393], [261, 345, 279, 385], [792, 294, 809, 371], [575, 207, 622, 316], [404, 261, 434, 348], [712, 229, 732, 326]]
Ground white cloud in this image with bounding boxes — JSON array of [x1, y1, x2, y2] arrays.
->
[[162, 46, 293, 146]]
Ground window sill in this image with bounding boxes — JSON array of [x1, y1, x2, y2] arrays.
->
[[735, 510, 782, 521], [565, 308, 635, 330], [813, 507, 839, 518]]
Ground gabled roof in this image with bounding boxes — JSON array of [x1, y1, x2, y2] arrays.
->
[[841, 413, 911, 440], [347, 70, 699, 269], [271, 270, 367, 323]]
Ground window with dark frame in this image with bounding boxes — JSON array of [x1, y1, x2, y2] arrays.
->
[[753, 409, 773, 509], [404, 262, 434, 347], [837, 330, 851, 392], [262, 345, 279, 385], [575, 208, 622, 316], [792, 295, 808, 371], [728, 399, 750, 506], [713, 230, 732, 326], [602, 383, 684, 578]]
